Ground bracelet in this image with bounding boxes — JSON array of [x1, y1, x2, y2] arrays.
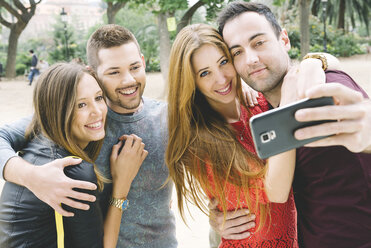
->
[[109, 197, 129, 211], [303, 53, 328, 71]]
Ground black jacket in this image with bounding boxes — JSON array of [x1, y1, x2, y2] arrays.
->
[[0, 135, 104, 248]]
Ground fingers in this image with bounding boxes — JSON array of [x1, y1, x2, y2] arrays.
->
[[110, 140, 123, 161], [304, 83, 364, 105], [67, 188, 96, 202], [222, 215, 256, 240], [59, 157, 82, 168], [303, 133, 365, 153], [295, 104, 365, 122], [141, 150, 148, 161], [295, 119, 362, 140], [53, 204, 74, 217], [222, 230, 251, 240], [118, 134, 129, 141], [69, 178, 98, 191]]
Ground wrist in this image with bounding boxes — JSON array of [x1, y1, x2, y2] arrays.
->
[[302, 53, 328, 71], [112, 183, 130, 199], [4, 157, 32, 186]]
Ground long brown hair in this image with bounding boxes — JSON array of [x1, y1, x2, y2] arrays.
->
[[25, 62, 107, 189], [166, 24, 269, 229]]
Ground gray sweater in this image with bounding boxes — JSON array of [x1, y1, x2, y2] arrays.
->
[[0, 97, 177, 248]]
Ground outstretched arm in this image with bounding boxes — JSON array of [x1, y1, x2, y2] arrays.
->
[[0, 117, 97, 216]]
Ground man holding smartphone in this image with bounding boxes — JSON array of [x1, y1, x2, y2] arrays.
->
[[210, 2, 371, 248]]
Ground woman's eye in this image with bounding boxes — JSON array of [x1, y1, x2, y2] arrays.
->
[[131, 66, 140, 71], [108, 71, 119, 75], [96, 95, 104, 101], [200, 71, 209, 77], [233, 50, 241, 57], [78, 103, 86, 108], [256, 40, 265, 47], [220, 59, 228, 65]]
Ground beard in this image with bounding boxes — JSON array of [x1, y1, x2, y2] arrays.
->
[[106, 83, 144, 111]]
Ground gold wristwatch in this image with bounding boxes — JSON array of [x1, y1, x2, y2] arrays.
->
[[303, 53, 328, 71], [109, 197, 129, 211]]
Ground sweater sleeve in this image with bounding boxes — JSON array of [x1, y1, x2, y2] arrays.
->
[[0, 116, 32, 179], [62, 161, 104, 247]]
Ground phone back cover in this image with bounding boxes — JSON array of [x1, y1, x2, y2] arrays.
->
[[249, 97, 335, 159]]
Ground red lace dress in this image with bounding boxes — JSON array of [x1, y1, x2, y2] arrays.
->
[[207, 95, 298, 248]]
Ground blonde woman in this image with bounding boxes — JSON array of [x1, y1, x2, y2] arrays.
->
[[165, 23, 338, 247]]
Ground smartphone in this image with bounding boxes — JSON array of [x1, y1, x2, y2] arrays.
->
[[249, 97, 335, 159]]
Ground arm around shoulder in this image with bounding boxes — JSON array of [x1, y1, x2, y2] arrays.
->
[[0, 116, 32, 180]]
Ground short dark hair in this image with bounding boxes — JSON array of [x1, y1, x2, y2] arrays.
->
[[29, 49, 34, 54], [86, 24, 141, 72], [218, 1, 282, 38]]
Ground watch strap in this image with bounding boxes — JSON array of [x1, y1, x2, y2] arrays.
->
[[109, 197, 129, 211], [303, 53, 328, 71]]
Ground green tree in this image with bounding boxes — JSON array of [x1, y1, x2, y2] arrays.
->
[[48, 16, 78, 63], [0, 0, 42, 78], [115, 7, 160, 71]]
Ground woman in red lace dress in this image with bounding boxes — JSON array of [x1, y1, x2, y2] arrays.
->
[[166, 24, 298, 247]]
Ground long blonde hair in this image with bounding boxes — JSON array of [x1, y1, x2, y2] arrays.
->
[[26, 63, 108, 189], [166, 24, 269, 229]]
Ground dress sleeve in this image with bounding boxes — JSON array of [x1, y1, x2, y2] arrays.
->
[[0, 116, 32, 179], [62, 161, 104, 247]]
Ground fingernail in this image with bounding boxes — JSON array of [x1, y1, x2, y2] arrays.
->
[[295, 130, 304, 139], [70, 156, 81, 159]]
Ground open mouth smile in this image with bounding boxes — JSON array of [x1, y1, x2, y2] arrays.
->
[[118, 86, 139, 97], [215, 82, 232, 95], [85, 120, 103, 129]]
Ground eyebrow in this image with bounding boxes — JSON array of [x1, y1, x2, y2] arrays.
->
[[104, 61, 141, 71], [196, 55, 225, 74], [229, 33, 266, 50], [77, 90, 103, 101]]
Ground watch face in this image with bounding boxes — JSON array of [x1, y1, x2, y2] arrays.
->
[[121, 200, 129, 210]]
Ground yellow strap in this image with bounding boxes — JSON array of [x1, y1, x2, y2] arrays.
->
[[55, 210, 64, 248]]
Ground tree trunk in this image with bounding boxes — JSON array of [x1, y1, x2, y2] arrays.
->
[[107, 3, 115, 24], [337, 0, 345, 31], [157, 12, 171, 97], [176, 0, 205, 34], [5, 26, 22, 78], [311, 0, 320, 16], [299, 0, 310, 58], [106, 2, 127, 24]]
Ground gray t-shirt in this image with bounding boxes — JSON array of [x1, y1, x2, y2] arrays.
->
[[0, 97, 177, 248]]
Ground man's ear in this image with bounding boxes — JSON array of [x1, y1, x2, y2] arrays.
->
[[141, 54, 146, 70], [280, 28, 291, 51]]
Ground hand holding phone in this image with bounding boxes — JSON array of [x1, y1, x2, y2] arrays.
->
[[249, 97, 335, 159]]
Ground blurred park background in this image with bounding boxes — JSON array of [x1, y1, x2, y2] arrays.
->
[[0, 0, 370, 247]]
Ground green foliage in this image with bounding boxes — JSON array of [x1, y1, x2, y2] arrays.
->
[[287, 15, 366, 59], [115, 7, 160, 71], [48, 16, 79, 63], [15, 52, 31, 75]]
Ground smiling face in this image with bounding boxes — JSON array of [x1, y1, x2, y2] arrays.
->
[[192, 44, 237, 110], [71, 73, 107, 149], [96, 42, 146, 114], [223, 12, 291, 99]]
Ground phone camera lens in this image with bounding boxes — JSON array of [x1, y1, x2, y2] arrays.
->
[[261, 133, 270, 143]]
